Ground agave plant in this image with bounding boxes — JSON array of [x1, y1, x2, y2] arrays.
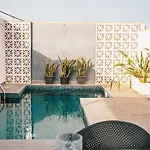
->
[[58, 56, 76, 78], [115, 50, 150, 83], [44, 59, 60, 77], [76, 57, 92, 76]]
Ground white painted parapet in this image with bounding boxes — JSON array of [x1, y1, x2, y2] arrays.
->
[[0, 18, 5, 84]]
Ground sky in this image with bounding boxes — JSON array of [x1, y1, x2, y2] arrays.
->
[[0, 0, 150, 27]]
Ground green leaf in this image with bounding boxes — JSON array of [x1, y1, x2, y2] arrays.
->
[[110, 79, 114, 90], [135, 54, 139, 64], [119, 50, 128, 58], [144, 48, 149, 51], [115, 63, 126, 67]]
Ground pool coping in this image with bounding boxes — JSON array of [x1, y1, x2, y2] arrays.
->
[[0, 83, 111, 101], [0, 139, 56, 149], [1, 83, 108, 93]]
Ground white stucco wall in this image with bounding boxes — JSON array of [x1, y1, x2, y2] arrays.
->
[[0, 19, 5, 84], [138, 29, 150, 56]]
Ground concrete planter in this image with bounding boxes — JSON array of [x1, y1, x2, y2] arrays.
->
[[132, 77, 150, 96], [77, 76, 86, 84], [60, 77, 69, 84], [45, 76, 54, 84]]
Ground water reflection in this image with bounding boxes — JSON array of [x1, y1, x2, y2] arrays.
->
[[32, 93, 85, 139], [1, 92, 96, 139], [6, 93, 32, 139], [44, 94, 82, 121]]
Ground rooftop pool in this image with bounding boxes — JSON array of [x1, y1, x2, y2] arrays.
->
[[0, 85, 111, 139]]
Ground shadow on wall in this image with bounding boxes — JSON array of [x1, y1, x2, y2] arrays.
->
[[32, 49, 95, 83]]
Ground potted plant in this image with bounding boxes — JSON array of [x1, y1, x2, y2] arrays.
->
[[44, 59, 60, 84], [58, 56, 76, 84], [113, 50, 150, 95], [75, 57, 92, 84]]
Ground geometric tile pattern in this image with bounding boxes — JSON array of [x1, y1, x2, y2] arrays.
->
[[96, 23, 143, 84], [5, 22, 31, 83], [6, 93, 32, 139]]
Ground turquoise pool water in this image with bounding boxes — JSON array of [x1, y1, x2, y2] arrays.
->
[[0, 85, 110, 139]]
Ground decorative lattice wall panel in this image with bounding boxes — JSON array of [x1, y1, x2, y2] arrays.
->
[[6, 94, 32, 139], [5, 22, 31, 83], [96, 23, 144, 84]]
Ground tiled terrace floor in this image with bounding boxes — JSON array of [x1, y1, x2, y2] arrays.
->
[[101, 84, 146, 97], [0, 140, 56, 150], [81, 97, 150, 133], [0, 83, 149, 150]]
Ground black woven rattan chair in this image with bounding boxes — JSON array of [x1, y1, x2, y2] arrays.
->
[[78, 120, 150, 150]]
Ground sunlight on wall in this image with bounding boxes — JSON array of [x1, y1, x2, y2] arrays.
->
[[138, 29, 150, 57]]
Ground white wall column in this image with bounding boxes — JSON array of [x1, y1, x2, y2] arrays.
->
[[0, 18, 5, 84]]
